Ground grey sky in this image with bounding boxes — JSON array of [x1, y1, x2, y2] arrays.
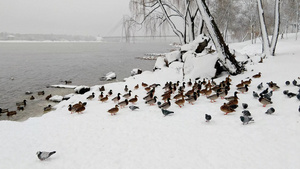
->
[[0, 0, 131, 36]]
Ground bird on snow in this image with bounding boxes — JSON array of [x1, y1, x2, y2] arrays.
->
[[259, 96, 273, 107], [285, 81, 290, 86], [225, 91, 239, 101], [129, 105, 139, 111], [36, 151, 56, 161], [297, 94, 300, 101], [253, 91, 259, 98], [242, 103, 248, 109], [260, 88, 269, 96], [161, 109, 174, 116], [237, 84, 248, 93], [265, 107, 275, 115], [86, 92, 95, 100], [283, 90, 289, 95], [257, 82, 263, 90], [293, 79, 298, 86], [158, 98, 171, 109], [205, 114, 212, 122], [107, 105, 119, 115], [252, 72, 261, 78], [242, 110, 251, 116], [240, 116, 254, 125], [287, 92, 297, 98]]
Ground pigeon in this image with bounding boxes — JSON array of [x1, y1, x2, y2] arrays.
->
[[205, 114, 212, 122], [298, 105, 300, 113], [253, 91, 259, 98], [297, 94, 300, 101], [242, 110, 251, 116], [129, 105, 139, 111], [257, 82, 263, 90], [260, 88, 269, 95], [240, 116, 254, 125], [293, 79, 297, 86], [265, 107, 275, 115], [287, 92, 297, 98], [36, 151, 56, 160], [162, 109, 174, 116], [285, 81, 290, 85], [242, 103, 248, 109], [283, 90, 289, 95]]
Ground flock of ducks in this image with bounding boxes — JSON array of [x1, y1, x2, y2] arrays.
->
[[0, 90, 54, 118], [67, 71, 299, 125]]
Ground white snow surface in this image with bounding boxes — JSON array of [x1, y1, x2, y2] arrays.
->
[[1, 35, 300, 169]]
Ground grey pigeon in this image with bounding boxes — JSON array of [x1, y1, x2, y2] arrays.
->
[[260, 88, 269, 95], [298, 106, 300, 113], [265, 107, 275, 115], [285, 81, 290, 85], [287, 92, 297, 98], [129, 105, 139, 111], [205, 114, 212, 122], [283, 90, 289, 95], [297, 94, 300, 101], [242, 103, 248, 109], [36, 151, 56, 160], [253, 91, 259, 98], [242, 110, 251, 116], [240, 116, 254, 125], [162, 109, 174, 116], [293, 79, 297, 86], [257, 82, 263, 90]]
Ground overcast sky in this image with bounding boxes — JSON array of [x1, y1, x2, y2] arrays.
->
[[0, 0, 131, 36]]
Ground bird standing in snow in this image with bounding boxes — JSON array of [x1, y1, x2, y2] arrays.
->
[[240, 116, 254, 125], [129, 105, 139, 111], [161, 109, 174, 116], [36, 151, 56, 160], [257, 82, 263, 90], [265, 107, 275, 115], [205, 114, 212, 122]]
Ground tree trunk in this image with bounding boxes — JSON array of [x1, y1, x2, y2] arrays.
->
[[257, 0, 270, 56], [196, 0, 243, 75], [270, 0, 280, 56]]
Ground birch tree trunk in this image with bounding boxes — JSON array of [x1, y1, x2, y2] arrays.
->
[[257, 0, 270, 56], [270, 0, 281, 56], [196, 0, 243, 75]]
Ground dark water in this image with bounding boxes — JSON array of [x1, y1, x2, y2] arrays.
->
[[0, 38, 176, 112]]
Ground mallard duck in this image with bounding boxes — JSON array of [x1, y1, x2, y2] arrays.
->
[[108, 105, 119, 115], [218, 89, 228, 99], [112, 93, 121, 103], [98, 92, 104, 100], [175, 96, 185, 108], [186, 92, 197, 105], [100, 95, 108, 102], [134, 84, 139, 90], [99, 86, 105, 92], [123, 90, 132, 99], [259, 97, 273, 107], [16, 100, 27, 107], [30, 95, 35, 100], [220, 103, 235, 115], [159, 98, 171, 109], [237, 85, 248, 93], [187, 79, 192, 87], [252, 72, 261, 78], [108, 90, 113, 96], [38, 91, 45, 95], [45, 94, 52, 100], [243, 79, 252, 85], [225, 91, 239, 101], [145, 96, 157, 105], [226, 98, 238, 106], [129, 95, 138, 104], [173, 92, 184, 101], [142, 82, 148, 87], [236, 80, 244, 88], [207, 92, 219, 103], [118, 99, 129, 108], [75, 105, 85, 114], [143, 92, 153, 101], [86, 92, 95, 100], [44, 105, 52, 112]]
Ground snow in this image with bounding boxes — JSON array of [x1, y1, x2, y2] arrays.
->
[[1, 34, 300, 169], [49, 95, 63, 102]]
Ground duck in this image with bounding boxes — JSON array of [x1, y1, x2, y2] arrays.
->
[[204, 86, 212, 96], [86, 92, 95, 100], [205, 114, 212, 122], [108, 90, 113, 96], [159, 98, 171, 109], [7, 111, 17, 117], [145, 86, 152, 92], [38, 91, 45, 95], [267, 81, 280, 91], [143, 92, 153, 101], [142, 82, 148, 87], [69, 101, 87, 113], [173, 92, 184, 101], [45, 94, 52, 100], [185, 92, 197, 105], [145, 96, 157, 105], [16, 100, 27, 107], [220, 103, 235, 115], [107, 105, 119, 115], [258, 96, 273, 107], [218, 89, 228, 99], [252, 72, 261, 78], [112, 93, 121, 103], [207, 92, 219, 103], [236, 80, 244, 88], [100, 95, 108, 102], [17, 106, 24, 111], [175, 96, 185, 108], [75, 104, 85, 114], [162, 94, 171, 102], [44, 105, 52, 112], [99, 86, 105, 92], [30, 95, 35, 100], [226, 98, 238, 106], [134, 84, 139, 90], [118, 99, 129, 108], [129, 95, 138, 104], [123, 90, 132, 99], [98, 92, 104, 100], [237, 84, 248, 93], [124, 85, 129, 92], [243, 79, 252, 85], [187, 79, 192, 87], [225, 91, 239, 101]]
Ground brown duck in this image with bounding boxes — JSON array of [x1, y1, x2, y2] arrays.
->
[[107, 105, 119, 116], [220, 103, 235, 115]]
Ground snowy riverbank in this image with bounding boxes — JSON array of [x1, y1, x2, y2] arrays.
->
[[0, 34, 299, 169]]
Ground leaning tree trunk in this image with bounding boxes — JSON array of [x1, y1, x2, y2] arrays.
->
[[270, 0, 280, 56], [196, 0, 244, 75], [257, 0, 270, 56]]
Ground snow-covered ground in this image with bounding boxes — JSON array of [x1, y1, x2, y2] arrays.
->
[[0, 34, 300, 169]]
